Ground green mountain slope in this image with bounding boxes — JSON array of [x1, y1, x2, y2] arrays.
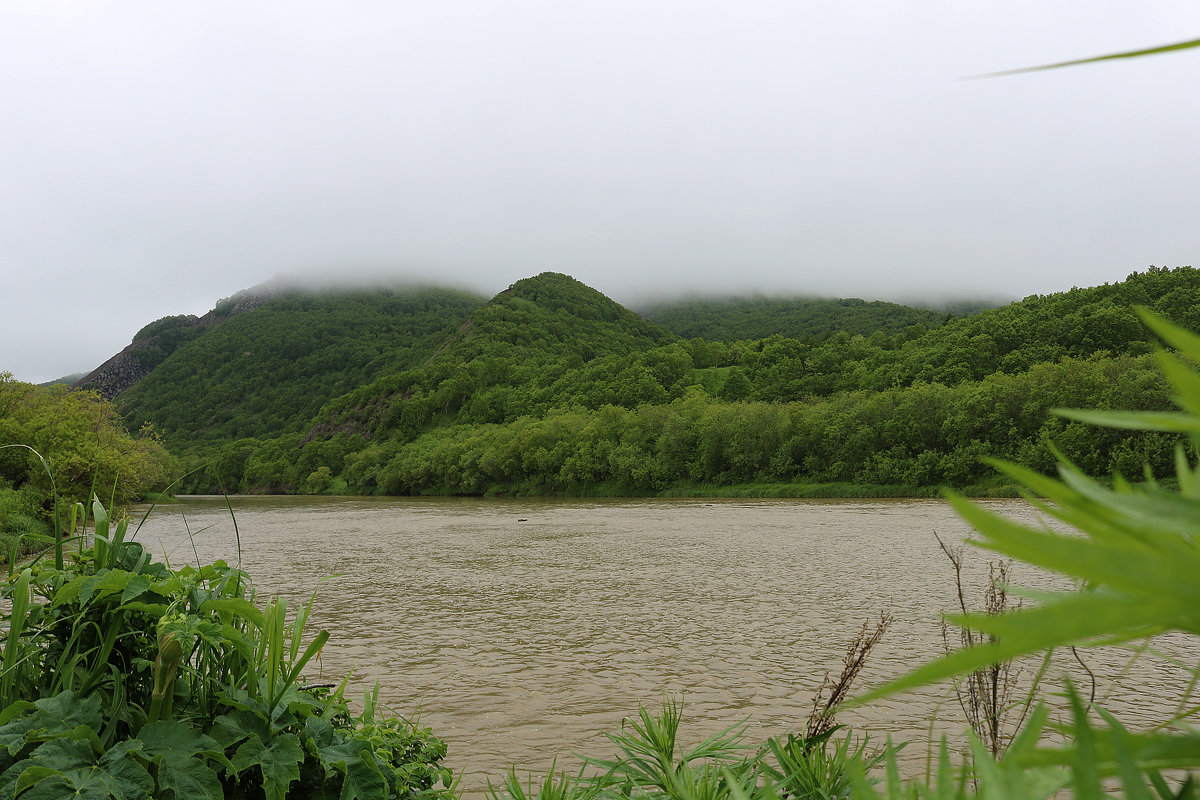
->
[[639, 296, 954, 342], [311, 272, 678, 441], [117, 286, 485, 447], [717, 265, 1200, 402]]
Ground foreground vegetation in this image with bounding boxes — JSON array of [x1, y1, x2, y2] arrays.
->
[[0, 496, 454, 799], [0, 375, 174, 558]]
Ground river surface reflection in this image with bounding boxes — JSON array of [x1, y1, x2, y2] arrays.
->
[[132, 496, 1196, 794]]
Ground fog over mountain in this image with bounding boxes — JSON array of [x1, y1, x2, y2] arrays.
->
[[2, 1, 1198, 383]]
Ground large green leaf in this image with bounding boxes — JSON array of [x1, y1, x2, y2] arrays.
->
[[0, 715, 38, 758], [18, 762, 154, 800], [25, 692, 104, 739], [154, 750, 224, 800], [304, 720, 389, 800], [98, 742, 154, 798], [231, 732, 304, 800], [136, 720, 221, 759], [117, 574, 153, 606], [8, 738, 153, 800], [336, 754, 389, 800], [210, 709, 269, 750]]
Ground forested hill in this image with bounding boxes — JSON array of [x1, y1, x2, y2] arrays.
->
[[201, 264, 1197, 497], [117, 286, 485, 447], [703, 266, 1200, 402], [639, 296, 955, 342], [86, 263, 1196, 497], [308, 272, 679, 441], [76, 279, 311, 400]]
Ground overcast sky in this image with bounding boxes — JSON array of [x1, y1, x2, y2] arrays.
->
[[2, 1, 1198, 383]]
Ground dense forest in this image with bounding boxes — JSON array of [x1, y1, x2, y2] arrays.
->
[[639, 295, 958, 342], [163, 266, 1193, 496], [4, 266, 1197, 507], [0, 375, 174, 553]]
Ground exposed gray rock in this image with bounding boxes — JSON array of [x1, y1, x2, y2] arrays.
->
[[74, 279, 290, 400], [75, 348, 152, 400]]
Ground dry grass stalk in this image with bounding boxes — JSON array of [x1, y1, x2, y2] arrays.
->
[[806, 610, 895, 740], [935, 531, 1030, 759]]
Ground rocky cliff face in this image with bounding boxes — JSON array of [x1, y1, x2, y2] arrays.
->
[[74, 348, 155, 400], [74, 282, 286, 400]]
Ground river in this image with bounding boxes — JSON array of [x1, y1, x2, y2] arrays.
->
[[130, 496, 1196, 794]]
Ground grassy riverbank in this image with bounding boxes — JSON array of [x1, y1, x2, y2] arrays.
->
[[300, 476, 1025, 500]]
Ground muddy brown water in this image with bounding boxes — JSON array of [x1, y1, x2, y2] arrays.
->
[[131, 496, 1197, 794]]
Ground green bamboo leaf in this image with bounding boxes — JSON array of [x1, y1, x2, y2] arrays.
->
[[283, 630, 330, 695], [92, 497, 110, 573], [1154, 351, 1200, 418], [1138, 306, 1200, 361], [1068, 685, 1102, 799], [1006, 704, 1050, 761], [1024, 728, 1200, 773], [1055, 409, 1200, 434], [1, 570, 32, 705], [1054, 470, 1200, 542], [856, 592, 1167, 706], [951, 591, 1174, 644], [959, 465, 1128, 547], [949, 494, 1200, 610], [264, 598, 287, 706], [107, 517, 129, 571], [947, 496, 1142, 587], [1174, 447, 1197, 496], [972, 37, 1200, 78], [1101, 714, 1155, 800]]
